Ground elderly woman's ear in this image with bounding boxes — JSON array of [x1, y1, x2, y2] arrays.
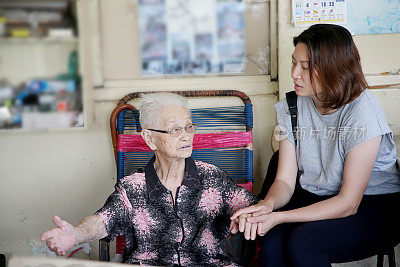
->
[[141, 129, 157, 151]]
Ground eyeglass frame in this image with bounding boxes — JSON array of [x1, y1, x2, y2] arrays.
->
[[147, 123, 198, 137]]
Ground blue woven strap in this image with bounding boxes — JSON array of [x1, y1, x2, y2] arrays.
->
[[244, 103, 253, 127], [117, 110, 140, 131], [118, 151, 153, 180], [118, 105, 252, 131], [119, 149, 254, 183]]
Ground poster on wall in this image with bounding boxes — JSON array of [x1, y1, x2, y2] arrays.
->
[[139, 0, 245, 76], [345, 0, 400, 35], [292, 0, 347, 27], [292, 0, 400, 35], [138, 2, 167, 75]]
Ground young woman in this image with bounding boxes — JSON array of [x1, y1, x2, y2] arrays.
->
[[231, 24, 400, 266]]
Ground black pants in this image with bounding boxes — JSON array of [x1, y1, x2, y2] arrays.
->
[[259, 187, 400, 267]]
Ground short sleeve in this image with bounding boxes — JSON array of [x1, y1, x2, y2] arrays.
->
[[220, 171, 258, 216], [274, 99, 296, 146], [94, 180, 132, 241], [341, 91, 391, 156]]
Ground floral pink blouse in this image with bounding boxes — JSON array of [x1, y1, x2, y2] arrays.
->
[[95, 156, 257, 266]]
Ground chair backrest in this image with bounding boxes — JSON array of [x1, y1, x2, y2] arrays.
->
[[110, 90, 254, 192]]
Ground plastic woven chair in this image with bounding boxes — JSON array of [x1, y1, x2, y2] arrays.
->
[[99, 90, 255, 264]]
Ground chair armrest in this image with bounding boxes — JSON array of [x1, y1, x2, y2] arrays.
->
[[99, 238, 110, 262]]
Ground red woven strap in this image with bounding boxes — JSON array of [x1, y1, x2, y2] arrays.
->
[[118, 131, 253, 152], [116, 235, 126, 254], [117, 134, 147, 151], [237, 181, 253, 193]]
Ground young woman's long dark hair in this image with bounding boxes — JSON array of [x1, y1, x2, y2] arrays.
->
[[293, 24, 367, 110]]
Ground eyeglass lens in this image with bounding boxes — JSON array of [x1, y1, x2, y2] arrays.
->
[[170, 124, 196, 136]]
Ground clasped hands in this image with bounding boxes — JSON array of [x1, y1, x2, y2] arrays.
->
[[230, 199, 280, 240]]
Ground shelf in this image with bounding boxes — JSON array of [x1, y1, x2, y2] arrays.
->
[[0, 36, 78, 43], [365, 73, 400, 89]]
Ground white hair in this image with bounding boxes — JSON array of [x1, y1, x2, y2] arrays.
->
[[139, 92, 189, 129]]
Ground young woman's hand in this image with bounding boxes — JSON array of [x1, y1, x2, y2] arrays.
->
[[246, 211, 281, 236], [231, 199, 274, 220]]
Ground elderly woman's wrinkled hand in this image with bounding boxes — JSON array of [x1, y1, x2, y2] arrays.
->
[[230, 213, 258, 240], [230, 199, 276, 239], [40, 215, 77, 256], [229, 213, 249, 234]]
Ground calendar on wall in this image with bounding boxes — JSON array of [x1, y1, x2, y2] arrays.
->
[[292, 0, 347, 27]]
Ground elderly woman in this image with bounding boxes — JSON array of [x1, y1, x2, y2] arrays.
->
[[41, 92, 257, 266]]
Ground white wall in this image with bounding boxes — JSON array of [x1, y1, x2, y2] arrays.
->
[[277, 0, 400, 132], [0, 0, 399, 264], [277, 1, 400, 265], [0, 0, 278, 259]]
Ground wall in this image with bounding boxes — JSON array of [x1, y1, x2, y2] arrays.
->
[[0, 0, 278, 259], [277, 0, 400, 265], [96, 0, 278, 192], [0, 0, 399, 263], [277, 0, 400, 132], [0, 0, 103, 259]]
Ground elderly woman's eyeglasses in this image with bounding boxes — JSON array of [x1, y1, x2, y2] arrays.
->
[[148, 123, 198, 137]]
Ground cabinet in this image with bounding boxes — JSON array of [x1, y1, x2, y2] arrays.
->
[[0, 0, 82, 130]]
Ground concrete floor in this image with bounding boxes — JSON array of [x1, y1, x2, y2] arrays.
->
[[333, 246, 399, 267]]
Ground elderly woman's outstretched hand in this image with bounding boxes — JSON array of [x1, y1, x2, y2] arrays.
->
[[230, 199, 278, 239], [40, 215, 77, 256]]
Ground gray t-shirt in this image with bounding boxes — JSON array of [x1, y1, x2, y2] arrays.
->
[[275, 89, 400, 195]]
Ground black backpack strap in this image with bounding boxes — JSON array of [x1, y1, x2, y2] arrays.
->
[[260, 92, 299, 200], [285, 91, 298, 146]]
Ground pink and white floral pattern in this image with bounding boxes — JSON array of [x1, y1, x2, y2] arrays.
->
[[133, 207, 157, 236], [229, 189, 252, 214], [116, 186, 133, 212], [135, 251, 158, 260], [122, 172, 146, 190], [200, 228, 218, 255], [199, 187, 223, 216], [95, 157, 257, 266]]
